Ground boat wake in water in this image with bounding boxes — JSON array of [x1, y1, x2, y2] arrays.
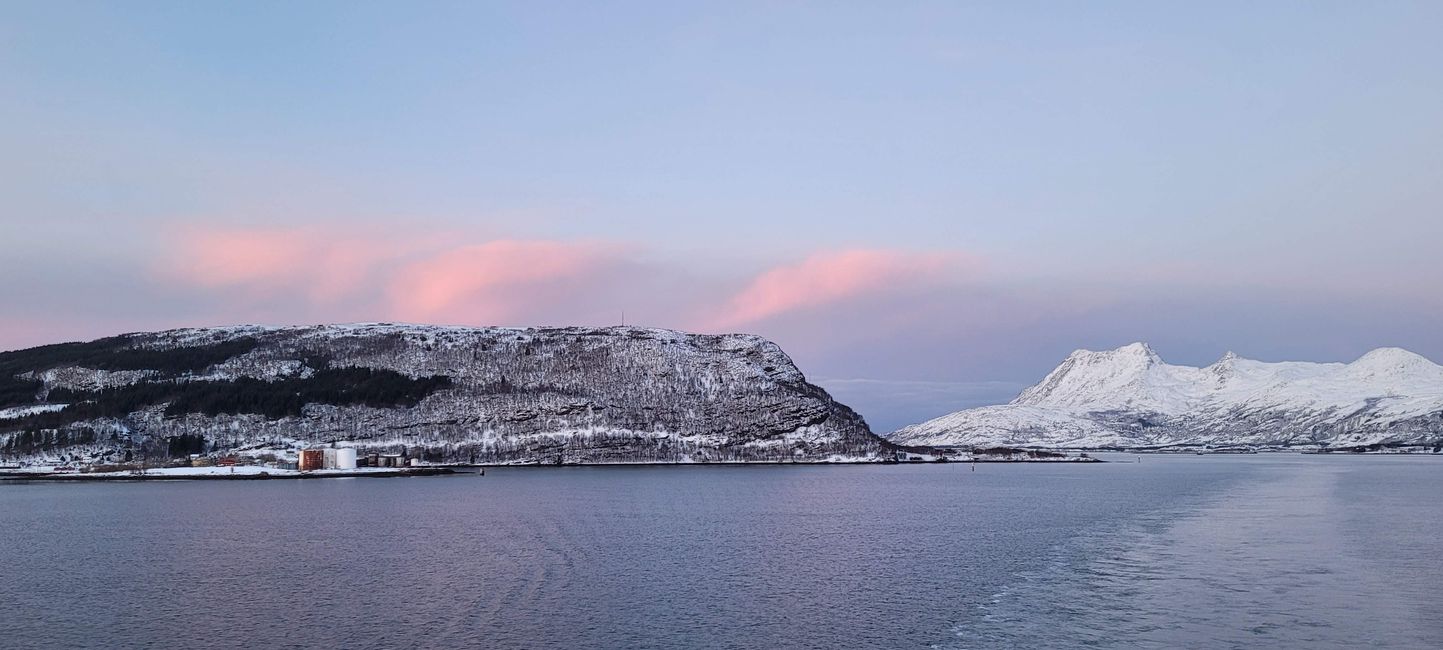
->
[[947, 458, 1443, 649]]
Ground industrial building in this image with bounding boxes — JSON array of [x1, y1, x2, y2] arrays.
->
[[296, 448, 358, 471], [298, 449, 324, 471], [375, 453, 406, 468]]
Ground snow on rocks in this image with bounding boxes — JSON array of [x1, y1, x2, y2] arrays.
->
[[1, 324, 886, 464], [890, 344, 1443, 449]]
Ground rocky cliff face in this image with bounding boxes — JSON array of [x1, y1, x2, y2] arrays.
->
[[889, 343, 1443, 450], [0, 324, 888, 464]]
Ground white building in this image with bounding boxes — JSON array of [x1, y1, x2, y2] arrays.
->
[[318, 448, 358, 470]]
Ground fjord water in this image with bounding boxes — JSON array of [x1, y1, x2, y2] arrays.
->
[[2, 457, 1439, 649]]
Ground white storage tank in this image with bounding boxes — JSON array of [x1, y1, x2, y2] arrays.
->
[[334, 448, 357, 470], [322, 448, 339, 469]]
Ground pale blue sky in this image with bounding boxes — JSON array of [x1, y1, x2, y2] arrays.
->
[[3, 2, 1441, 430]]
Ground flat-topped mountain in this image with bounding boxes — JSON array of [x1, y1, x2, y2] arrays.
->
[[0, 324, 888, 464], [889, 343, 1443, 450]]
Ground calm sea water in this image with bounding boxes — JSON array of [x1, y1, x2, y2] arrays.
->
[[1, 455, 1439, 649]]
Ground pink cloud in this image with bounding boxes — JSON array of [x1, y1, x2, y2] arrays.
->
[[154, 226, 974, 337], [174, 227, 311, 285], [386, 240, 630, 323], [710, 249, 964, 329], [155, 223, 648, 326], [166, 226, 428, 303], [164, 225, 470, 303]]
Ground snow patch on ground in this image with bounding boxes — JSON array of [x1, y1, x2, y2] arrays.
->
[[0, 404, 68, 420]]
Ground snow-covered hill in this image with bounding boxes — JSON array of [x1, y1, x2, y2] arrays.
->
[[0, 324, 888, 464], [889, 343, 1443, 449]]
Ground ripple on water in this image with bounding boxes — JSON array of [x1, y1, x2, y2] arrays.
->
[[2, 459, 1439, 649], [950, 461, 1442, 650]]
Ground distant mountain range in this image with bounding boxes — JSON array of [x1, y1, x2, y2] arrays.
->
[[0, 324, 887, 464], [889, 343, 1443, 450]]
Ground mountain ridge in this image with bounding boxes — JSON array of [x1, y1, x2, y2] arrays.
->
[[889, 343, 1443, 449], [0, 323, 891, 464]]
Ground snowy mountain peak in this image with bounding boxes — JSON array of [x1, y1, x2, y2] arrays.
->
[[1014, 342, 1168, 410], [891, 343, 1443, 450], [1205, 351, 1242, 384], [1119, 341, 1161, 359], [1341, 347, 1443, 386], [1062, 342, 1160, 365], [1348, 347, 1439, 371]]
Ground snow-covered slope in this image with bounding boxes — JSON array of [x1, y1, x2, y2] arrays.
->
[[0, 324, 887, 464], [890, 344, 1443, 449]]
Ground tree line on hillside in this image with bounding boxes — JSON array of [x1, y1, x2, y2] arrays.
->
[[1, 367, 453, 434], [0, 336, 262, 409]]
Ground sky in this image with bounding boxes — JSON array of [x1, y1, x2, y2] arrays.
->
[[2, 1, 1441, 431]]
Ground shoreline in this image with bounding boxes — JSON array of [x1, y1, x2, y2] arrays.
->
[[0, 457, 1105, 481], [0, 467, 458, 482], [8, 450, 1434, 481]]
